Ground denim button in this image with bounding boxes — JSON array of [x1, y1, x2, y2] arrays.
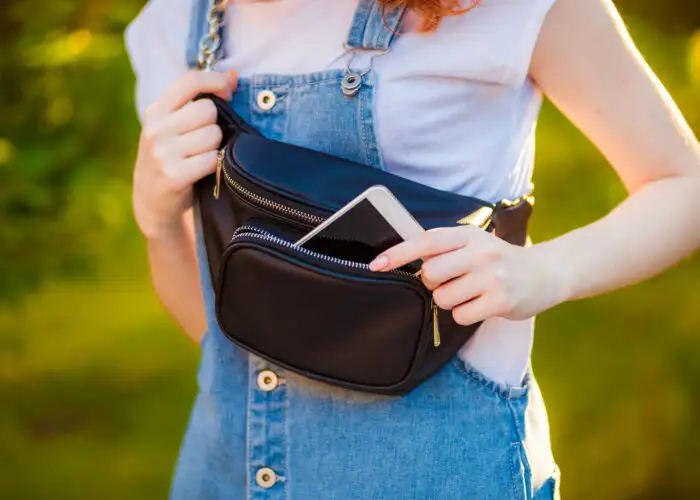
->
[[256, 90, 276, 111], [257, 370, 279, 392], [341, 72, 362, 97], [255, 467, 277, 488]]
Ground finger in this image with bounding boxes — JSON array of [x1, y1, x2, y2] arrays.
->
[[166, 98, 218, 135], [451, 295, 499, 326], [370, 227, 471, 272], [148, 70, 237, 118], [183, 149, 219, 182], [420, 247, 480, 290], [174, 124, 223, 158], [163, 150, 219, 186], [432, 272, 487, 310]]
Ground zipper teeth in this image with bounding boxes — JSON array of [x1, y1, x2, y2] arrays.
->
[[222, 156, 326, 226], [232, 225, 419, 280]]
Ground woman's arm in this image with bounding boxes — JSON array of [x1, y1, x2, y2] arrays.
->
[[370, 0, 700, 325], [133, 70, 238, 342], [146, 209, 206, 343], [529, 0, 700, 301]]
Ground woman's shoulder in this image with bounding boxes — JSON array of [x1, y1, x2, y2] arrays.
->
[[125, 0, 193, 118], [431, 0, 559, 86]]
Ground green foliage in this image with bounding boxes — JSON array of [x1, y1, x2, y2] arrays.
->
[[0, 1, 699, 500], [617, 0, 700, 34], [0, 0, 141, 301], [531, 16, 700, 498]]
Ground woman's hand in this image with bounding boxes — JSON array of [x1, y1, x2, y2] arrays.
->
[[369, 226, 568, 326], [133, 70, 238, 240]]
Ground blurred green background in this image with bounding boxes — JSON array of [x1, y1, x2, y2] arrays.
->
[[0, 1, 699, 498]]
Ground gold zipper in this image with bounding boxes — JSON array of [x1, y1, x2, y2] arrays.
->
[[213, 148, 325, 226], [233, 225, 420, 279], [213, 149, 224, 199], [431, 298, 441, 347]]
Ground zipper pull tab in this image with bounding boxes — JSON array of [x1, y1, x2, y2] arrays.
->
[[213, 149, 224, 199], [431, 298, 441, 347]]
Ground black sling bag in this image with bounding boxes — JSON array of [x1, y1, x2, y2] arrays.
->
[[194, 94, 533, 395]]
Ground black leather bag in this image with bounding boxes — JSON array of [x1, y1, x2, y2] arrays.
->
[[195, 95, 533, 395]]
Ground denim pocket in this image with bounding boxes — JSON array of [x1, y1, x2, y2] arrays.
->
[[510, 441, 533, 500]]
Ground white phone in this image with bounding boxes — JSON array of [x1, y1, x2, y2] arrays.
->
[[295, 185, 424, 249]]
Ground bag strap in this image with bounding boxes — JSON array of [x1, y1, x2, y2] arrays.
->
[[492, 193, 534, 246], [193, 1, 255, 144], [197, 0, 227, 71]]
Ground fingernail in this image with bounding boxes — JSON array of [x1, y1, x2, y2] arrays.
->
[[369, 255, 389, 271], [227, 69, 239, 88]]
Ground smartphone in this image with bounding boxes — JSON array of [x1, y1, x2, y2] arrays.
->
[[295, 185, 424, 254]]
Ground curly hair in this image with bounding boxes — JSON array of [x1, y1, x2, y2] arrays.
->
[[383, 0, 482, 32]]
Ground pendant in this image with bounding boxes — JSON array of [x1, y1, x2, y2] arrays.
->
[[341, 72, 362, 97]]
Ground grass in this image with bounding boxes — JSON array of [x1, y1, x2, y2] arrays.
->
[[0, 237, 198, 500]]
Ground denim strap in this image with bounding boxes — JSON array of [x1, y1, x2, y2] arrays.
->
[[345, 0, 406, 51], [186, 0, 406, 68]]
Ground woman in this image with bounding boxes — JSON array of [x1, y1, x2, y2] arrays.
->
[[126, 0, 700, 497]]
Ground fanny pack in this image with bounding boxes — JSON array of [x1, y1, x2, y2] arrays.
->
[[195, 95, 534, 395]]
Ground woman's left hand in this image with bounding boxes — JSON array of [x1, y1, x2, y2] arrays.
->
[[369, 226, 568, 326]]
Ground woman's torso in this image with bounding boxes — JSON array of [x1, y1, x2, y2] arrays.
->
[[126, 0, 560, 497], [127, 0, 556, 387]]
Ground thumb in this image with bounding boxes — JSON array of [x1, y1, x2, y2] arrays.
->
[[207, 70, 238, 102], [225, 69, 239, 91]]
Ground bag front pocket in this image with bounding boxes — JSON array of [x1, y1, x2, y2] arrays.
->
[[215, 226, 433, 393]]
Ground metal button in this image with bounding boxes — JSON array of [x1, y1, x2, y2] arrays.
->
[[256, 90, 276, 111], [257, 370, 279, 392], [255, 467, 277, 488], [341, 72, 362, 97]]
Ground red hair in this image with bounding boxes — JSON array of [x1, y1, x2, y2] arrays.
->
[[383, 0, 481, 32]]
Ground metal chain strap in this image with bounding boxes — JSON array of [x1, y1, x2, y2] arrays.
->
[[198, 0, 227, 71]]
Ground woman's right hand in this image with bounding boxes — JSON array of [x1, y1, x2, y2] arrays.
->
[[133, 70, 238, 240]]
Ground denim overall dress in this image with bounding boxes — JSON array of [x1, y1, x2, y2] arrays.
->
[[173, 0, 560, 498]]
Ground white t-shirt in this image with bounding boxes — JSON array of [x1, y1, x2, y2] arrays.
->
[[126, 0, 557, 387]]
